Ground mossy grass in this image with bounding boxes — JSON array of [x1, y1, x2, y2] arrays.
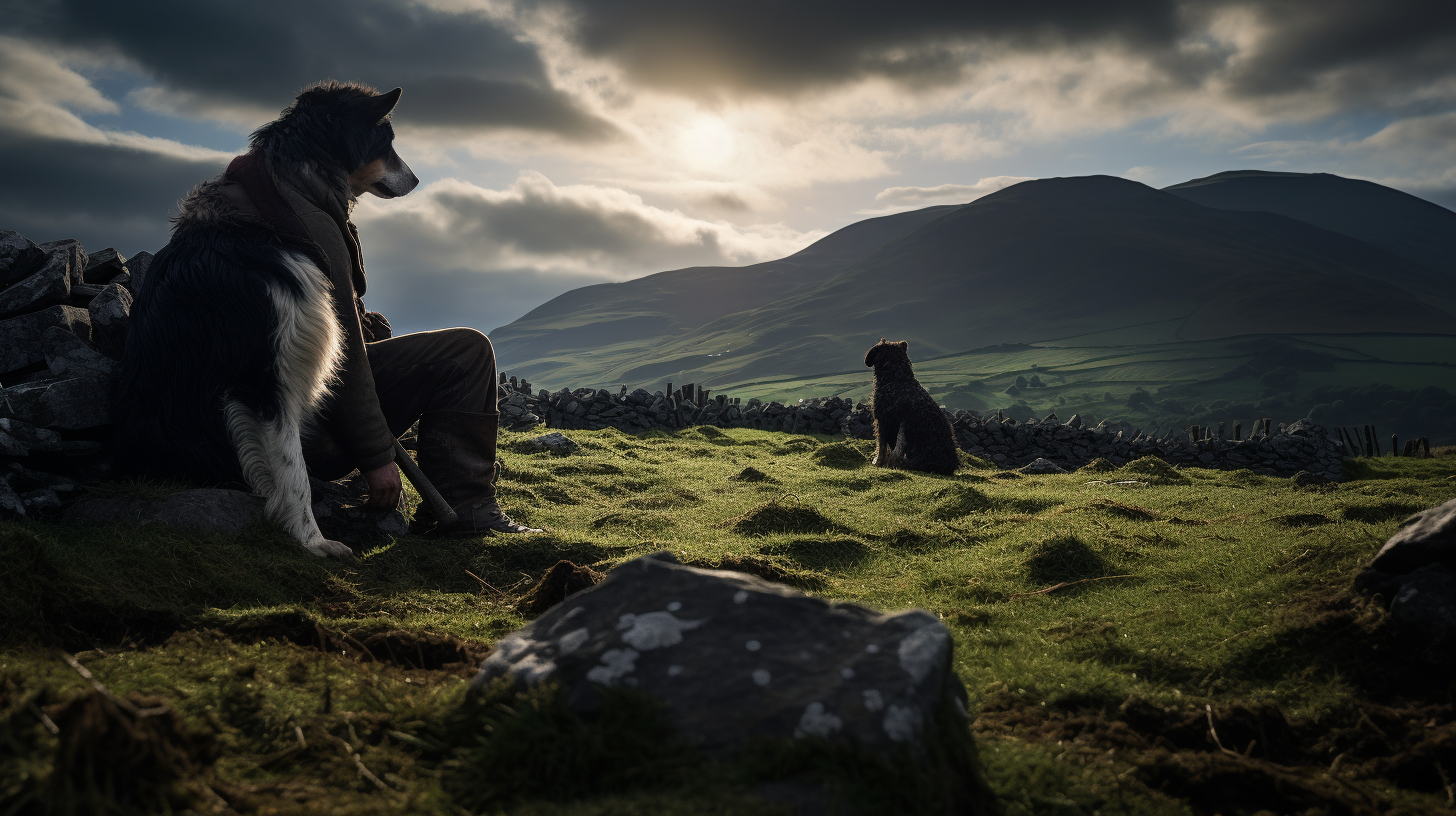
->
[[3, 426, 1456, 813]]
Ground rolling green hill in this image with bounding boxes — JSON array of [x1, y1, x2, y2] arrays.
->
[[490, 172, 1456, 441]]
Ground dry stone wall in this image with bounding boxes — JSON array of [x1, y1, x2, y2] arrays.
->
[[502, 381, 1346, 481]]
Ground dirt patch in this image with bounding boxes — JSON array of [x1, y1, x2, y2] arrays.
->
[[725, 497, 842, 536], [977, 691, 1452, 816], [1091, 499, 1160, 521], [684, 555, 825, 590], [730, 466, 775, 483], [44, 686, 217, 814], [1270, 512, 1334, 527], [516, 560, 605, 617], [213, 609, 489, 671], [811, 442, 867, 469]]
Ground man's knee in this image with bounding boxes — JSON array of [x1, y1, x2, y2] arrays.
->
[[439, 327, 494, 371]]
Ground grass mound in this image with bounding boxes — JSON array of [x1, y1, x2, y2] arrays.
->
[[1025, 536, 1113, 585], [1079, 457, 1117, 473], [1091, 499, 1160, 521], [727, 496, 841, 536], [811, 441, 868, 469], [684, 554, 825, 590], [1117, 456, 1188, 484], [929, 485, 995, 520]]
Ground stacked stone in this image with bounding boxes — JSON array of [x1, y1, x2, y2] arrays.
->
[[0, 231, 149, 516], [948, 412, 1343, 480], [496, 381, 1344, 480]]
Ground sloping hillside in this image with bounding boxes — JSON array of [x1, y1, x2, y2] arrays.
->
[[1164, 170, 1456, 273], [493, 174, 1456, 393], [488, 205, 958, 370]]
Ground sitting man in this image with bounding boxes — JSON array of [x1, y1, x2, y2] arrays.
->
[[114, 82, 537, 548]]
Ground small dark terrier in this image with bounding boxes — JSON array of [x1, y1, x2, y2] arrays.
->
[[864, 339, 958, 475]]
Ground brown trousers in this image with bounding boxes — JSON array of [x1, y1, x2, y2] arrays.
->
[[304, 327, 497, 480]]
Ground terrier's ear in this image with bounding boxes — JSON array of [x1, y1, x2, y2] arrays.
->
[[363, 87, 402, 121], [897, 341, 909, 351], [865, 345, 880, 367]]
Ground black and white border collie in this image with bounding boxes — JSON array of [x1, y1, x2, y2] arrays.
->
[[114, 82, 417, 559]]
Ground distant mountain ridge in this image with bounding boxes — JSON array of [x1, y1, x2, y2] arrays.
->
[[1164, 170, 1456, 274], [491, 172, 1456, 392]]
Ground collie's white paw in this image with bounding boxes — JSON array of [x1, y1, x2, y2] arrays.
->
[[306, 538, 358, 563]]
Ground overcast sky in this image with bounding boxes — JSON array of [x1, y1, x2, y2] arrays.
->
[[3, 0, 1454, 334]]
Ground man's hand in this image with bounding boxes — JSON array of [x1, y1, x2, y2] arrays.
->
[[363, 462, 402, 509]]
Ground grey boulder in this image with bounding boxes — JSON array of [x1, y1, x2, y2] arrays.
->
[[0, 306, 91, 375], [0, 478, 23, 518], [0, 418, 104, 457], [0, 248, 71, 319], [1387, 563, 1456, 662], [1018, 457, 1067, 475], [43, 326, 117, 382], [473, 552, 968, 759], [88, 282, 132, 359], [1370, 497, 1456, 574], [83, 248, 127, 284], [38, 239, 87, 286], [3, 376, 111, 430], [521, 431, 580, 455], [127, 251, 154, 293], [0, 231, 47, 290]]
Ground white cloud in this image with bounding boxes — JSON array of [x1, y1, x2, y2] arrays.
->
[[1233, 111, 1456, 192], [859, 175, 1034, 215], [1122, 166, 1157, 182], [0, 37, 235, 163], [355, 170, 825, 279]]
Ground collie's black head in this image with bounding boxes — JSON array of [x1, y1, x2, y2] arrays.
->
[[865, 338, 914, 378], [250, 81, 402, 178]]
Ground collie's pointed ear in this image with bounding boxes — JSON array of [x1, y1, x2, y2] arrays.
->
[[364, 87, 402, 121]]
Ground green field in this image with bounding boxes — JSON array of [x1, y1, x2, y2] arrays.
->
[[4, 429, 1456, 814], [690, 333, 1456, 444]]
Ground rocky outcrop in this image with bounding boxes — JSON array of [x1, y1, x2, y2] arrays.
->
[[0, 231, 128, 513]]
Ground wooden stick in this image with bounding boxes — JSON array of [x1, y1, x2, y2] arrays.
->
[[1009, 574, 1134, 600], [394, 440, 456, 526]]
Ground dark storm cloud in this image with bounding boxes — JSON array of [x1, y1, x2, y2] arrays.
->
[[562, 0, 1180, 93], [0, 132, 224, 254], [1210, 1, 1456, 105], [10, 0, 614, 139], [559, 0, 1456, 110]]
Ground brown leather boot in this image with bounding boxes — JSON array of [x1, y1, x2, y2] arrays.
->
[[415, 409, 541, 536]]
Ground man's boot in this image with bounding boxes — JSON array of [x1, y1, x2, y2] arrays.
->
[[415, 409, 541, 536]]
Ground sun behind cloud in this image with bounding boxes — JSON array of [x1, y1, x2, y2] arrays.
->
[[677, 115, 738, 171]]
